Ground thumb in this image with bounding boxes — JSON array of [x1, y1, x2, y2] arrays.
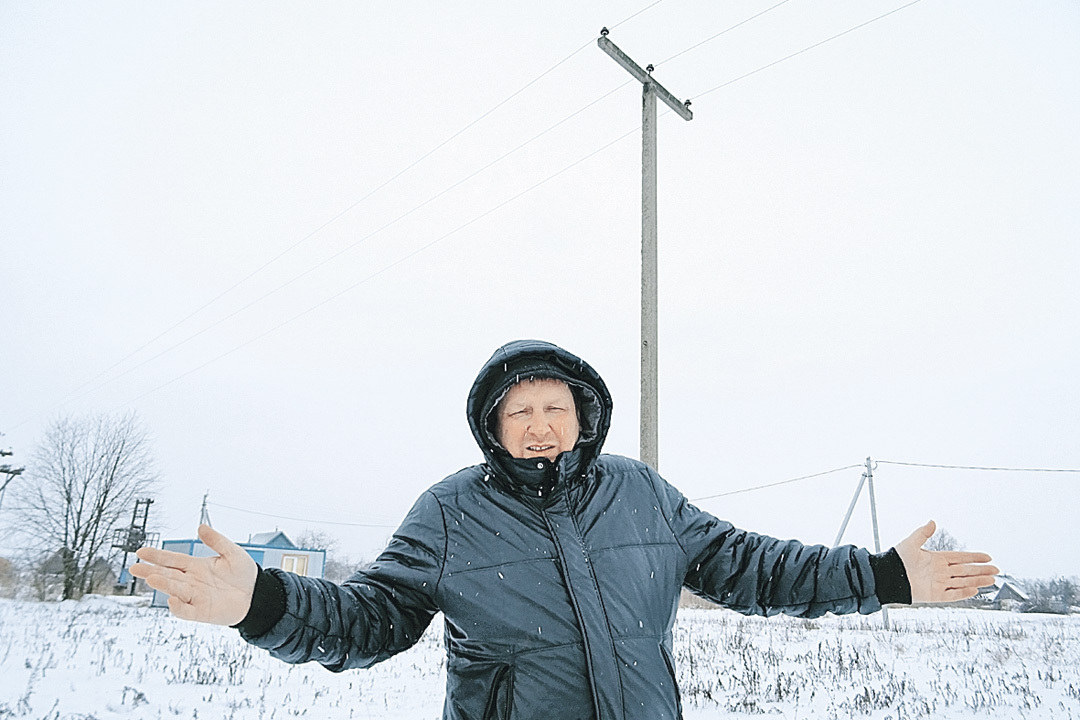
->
[[197, 523, 242, 560], [910, 519, 936, 546]]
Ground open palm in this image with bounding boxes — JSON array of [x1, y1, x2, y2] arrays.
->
[[894, 520, 999, 603], [130, 524, 257, 625]]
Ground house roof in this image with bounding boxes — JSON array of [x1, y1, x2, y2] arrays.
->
[[246, 531, 297, 549], [986, 574, 1030, 602]]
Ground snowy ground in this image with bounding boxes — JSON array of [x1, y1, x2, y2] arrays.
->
[[1, 596, 1078, 719]]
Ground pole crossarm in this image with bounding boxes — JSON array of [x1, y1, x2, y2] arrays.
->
[[598, 37, 693, 121]]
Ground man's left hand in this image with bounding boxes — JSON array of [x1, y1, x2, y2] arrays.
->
[[894, 520, 999, 603]]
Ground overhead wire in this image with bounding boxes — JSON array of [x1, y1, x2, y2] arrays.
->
[[877, 460, 1080, 473], [609, 0, 668, 31], [206, 501, 398, 528], [98, 1, 914, 412], [655, 0, 794, 67], [692, 457, 1080, 504], [210, 455, 1078, 531], [70, 0, 797, 412], [41, 78, 636, 414], [103, 123, 645, 412], [10, 1, 923, 425], [8, 0, 669, 432], [691, 0, 925, 100], [691, 463, 863, 502]]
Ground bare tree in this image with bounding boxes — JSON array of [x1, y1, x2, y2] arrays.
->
[[1022, 577, 1079, 614], [924, 526, 965, 552], [294, 528, 364, 583], [7, 412, 159, 599]]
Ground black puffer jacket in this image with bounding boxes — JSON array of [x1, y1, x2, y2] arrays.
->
[[239, 340, 906, 720]]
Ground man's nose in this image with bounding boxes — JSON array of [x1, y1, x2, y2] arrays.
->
[[526, 417, 551, 437]]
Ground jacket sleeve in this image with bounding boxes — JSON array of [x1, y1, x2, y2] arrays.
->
[[648, 469, 886, 618], [238, 490, 446, 671]]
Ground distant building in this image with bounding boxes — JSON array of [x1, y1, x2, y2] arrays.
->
[[151, 530, 326, 609], [975, 574, 1030, 610], [39, 551, 117, 595]]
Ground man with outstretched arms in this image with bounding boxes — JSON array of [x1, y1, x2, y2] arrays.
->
[[132, 339, 997, 720]]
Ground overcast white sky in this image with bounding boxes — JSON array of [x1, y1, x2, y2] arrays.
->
[[2, 1, 1078, 579]]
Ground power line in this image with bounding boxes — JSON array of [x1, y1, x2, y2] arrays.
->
[[877, 460, 1080, 473], [609, 0, 668, 31], [7, 2, 667, 433], [98, 0, 917, 411], [8, 3, 923, 426], [56, 3, 802, 414], [656, 0, 794, 67], [206, 501, 398, 529], [148, 0, 910, 389], [692, 463, 863, 502], [64, 87, 636, 414], [104, 123, 644, 412], [692, 457, 1080, 504], [34, 79, 637, 417], [692, 0, 925, 101], [209, 455, 1079, 529], [10, 2, 812, 425]]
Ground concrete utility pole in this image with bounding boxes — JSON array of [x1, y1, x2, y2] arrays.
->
[[834, 457, 890, 629], [598, 30, 693, 471]]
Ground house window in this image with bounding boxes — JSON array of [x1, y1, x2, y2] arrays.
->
[[281, 554, 309, 576]]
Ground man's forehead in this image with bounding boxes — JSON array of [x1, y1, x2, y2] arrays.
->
[[500, 378, 573, 403]]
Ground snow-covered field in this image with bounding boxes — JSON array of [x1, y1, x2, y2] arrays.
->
[[1, 596, 1078, 719]]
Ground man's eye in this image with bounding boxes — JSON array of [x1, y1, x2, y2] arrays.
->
[[547, 406, 566, 413], [509, 409, 528, 418]]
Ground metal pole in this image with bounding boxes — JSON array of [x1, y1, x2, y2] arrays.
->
[[641, 81, 658, 470], [864, 457, 890, 629], [131, 498, 153, 594], [124, 501, 139, 595], [833, 471, 867, 547]]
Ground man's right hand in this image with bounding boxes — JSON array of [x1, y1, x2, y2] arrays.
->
[[130, 523, 258, 626]]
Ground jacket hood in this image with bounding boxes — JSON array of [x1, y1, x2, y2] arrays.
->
[[467, 340, 613, 491]]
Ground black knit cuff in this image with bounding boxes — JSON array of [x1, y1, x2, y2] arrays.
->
[[231, 565, 287, 637], [869, 547, 912, 605]]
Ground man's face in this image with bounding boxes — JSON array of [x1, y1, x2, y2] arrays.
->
[[496, 378, 580, 462]]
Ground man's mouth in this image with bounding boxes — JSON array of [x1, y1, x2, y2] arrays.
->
[[527, 445, 555, 453]]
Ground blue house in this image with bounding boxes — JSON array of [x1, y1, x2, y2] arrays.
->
[[151, 530, 326, 608]]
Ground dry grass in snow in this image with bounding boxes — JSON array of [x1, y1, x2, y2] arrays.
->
[[1, 597, 1078, 719]]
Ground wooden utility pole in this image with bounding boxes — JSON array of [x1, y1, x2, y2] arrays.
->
[[598, 30, 693, 471]]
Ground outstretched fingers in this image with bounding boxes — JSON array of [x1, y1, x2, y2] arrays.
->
[[142, 570, 195, 605], [935, 557, 999, 594], [939, 586, 982, 603], [135, 546, 196, 570], [131, 563, 187, 585], [940, 551, 994, 566], [946, 564, 1000, 582], [942, 574, 994, 590]]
